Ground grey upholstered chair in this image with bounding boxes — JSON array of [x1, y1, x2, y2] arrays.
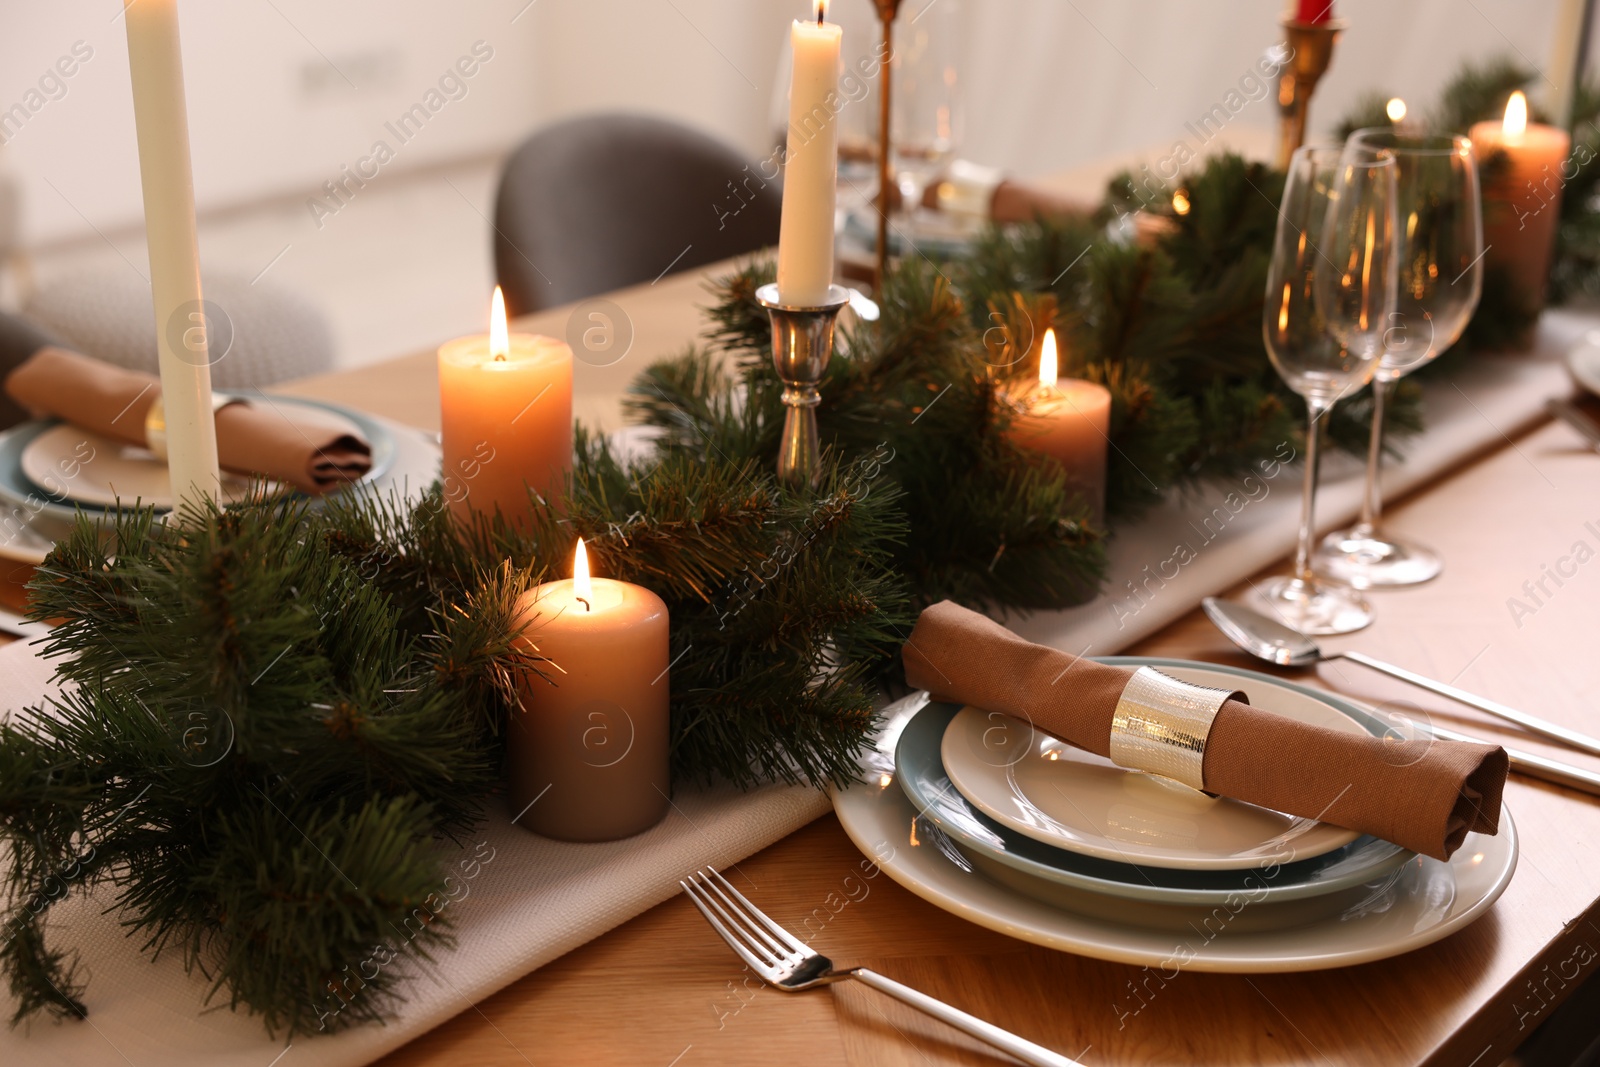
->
[[24, 265, 335, 388], [493, 113, 783, 316]]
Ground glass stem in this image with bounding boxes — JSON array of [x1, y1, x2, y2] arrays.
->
[[1358, 376, 1391, 531], [1295, 399, 1330, 586]]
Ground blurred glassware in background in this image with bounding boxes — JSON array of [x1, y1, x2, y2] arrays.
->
[[889, 0, 964, 226]]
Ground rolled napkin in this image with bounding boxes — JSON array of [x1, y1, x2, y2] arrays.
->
[[4, 348, 370, 494], [902, 600, 1508, 861], [0, 312, 61, 431]]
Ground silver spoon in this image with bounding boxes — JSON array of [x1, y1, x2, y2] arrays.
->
[[1202, 597, 1600, 758]]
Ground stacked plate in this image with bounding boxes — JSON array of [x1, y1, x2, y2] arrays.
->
[[834, 657, 1518, 973], [0, 395, 437, 567]]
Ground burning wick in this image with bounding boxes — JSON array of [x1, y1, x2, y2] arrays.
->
[[1037, 327, 1059, 394], [573, 537, 593, 613], [490, 285, 510, 363]]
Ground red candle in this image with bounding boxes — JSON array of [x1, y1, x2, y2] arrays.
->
[[1293, 0, 1333, 23]]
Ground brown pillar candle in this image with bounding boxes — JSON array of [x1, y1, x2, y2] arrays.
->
[[509, 539, 671, 841], [1470, 91, 1572, 324], [1005, 329, 1111, 525]]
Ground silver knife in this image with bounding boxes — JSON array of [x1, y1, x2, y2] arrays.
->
[[1548, 397, 1600, 453], [1431, 722, 1600, 798]]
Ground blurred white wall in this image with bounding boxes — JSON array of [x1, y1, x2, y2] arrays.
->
[[0, 0, 793, 244], [0, 0, 1585, 367], [1, 0, 1580, 244]]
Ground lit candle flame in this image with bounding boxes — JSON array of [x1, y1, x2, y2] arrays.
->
[[1385, 97, 1407, 123], [1503, 90, 1528, 138], [816, 0, 827, 24], [573, 537, 592, 610], [1038, 327, 1059, 387], [490, 285, 509, 362], [1171, 189, 1191, 215]]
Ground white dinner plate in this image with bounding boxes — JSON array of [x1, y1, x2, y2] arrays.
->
[[16, 395, 388, 512], [20, 423, 259, 510], [835, 742, 1517, 973], [1568, 329, 1600, 395], [939, 663, 1368, 869]]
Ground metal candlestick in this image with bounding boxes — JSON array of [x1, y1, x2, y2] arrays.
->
[[1275, 17, 1346, 170], [873, 0, 904, 290], [756, 283, 850, 486]]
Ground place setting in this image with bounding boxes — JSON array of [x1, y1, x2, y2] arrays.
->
[[833, 601, 1516, 980], [4, 0, 1600, 1065]]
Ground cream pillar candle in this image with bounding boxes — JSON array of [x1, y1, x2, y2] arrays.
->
[[776, 2, 842, 306], [509, 539, 671, 842], [124, 0, 220, 509], [1007, 329, 1112, 525], [437, 287, 573, 529], [1470, 91, 1571, 320]]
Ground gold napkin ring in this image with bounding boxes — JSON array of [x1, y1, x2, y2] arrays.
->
[[1108, 666, 1245, 791], [144, 394, 245, 460]]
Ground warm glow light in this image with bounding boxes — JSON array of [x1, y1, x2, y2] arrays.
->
[[1385, 97, 1407, 123], [573, 537, 592, 608], [1171, 189, 1191, 215], [1038, 328, 1059, 386], [490, 286, 510, 361], [816, 0, 827, 23], [1503, 90, 1528, 138]]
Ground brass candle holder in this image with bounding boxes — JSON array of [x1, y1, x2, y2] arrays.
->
[[1275, 17, 1347, 170], [872, 0, 904, 289], [756, 283, 850, 485]]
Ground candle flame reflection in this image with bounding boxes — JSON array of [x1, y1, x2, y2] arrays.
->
[[1503, 90, 1528, 138], [573, 537, 592, 610], [490, 285, 510, 362], [1038, 328, 1059, 387]]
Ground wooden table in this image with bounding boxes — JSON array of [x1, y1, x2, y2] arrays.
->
[[272, 257, 1600, 1067]]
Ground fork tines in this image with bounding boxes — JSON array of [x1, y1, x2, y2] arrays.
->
[[680, 866, 811, 978]]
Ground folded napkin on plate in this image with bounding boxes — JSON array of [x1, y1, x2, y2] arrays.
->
[[902, 600, 1508, 860], [4, 348, 370, 494]]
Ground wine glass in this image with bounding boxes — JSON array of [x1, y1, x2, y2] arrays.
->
[[1314, 130, 1484, 588], [1259, 145, 1398, 634], [890, 0, 962, 219]]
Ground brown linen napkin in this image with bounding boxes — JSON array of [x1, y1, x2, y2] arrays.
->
[[3, 348, 370, 494], [902, 600, 1508, 861], [0, 312, 61, 431]]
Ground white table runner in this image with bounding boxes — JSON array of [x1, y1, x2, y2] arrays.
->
[[0, 636, 830, 1067], [0, 311, 1587, 1064]]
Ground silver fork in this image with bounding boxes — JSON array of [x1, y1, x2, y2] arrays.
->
[[681, 866, 1082, 1067]]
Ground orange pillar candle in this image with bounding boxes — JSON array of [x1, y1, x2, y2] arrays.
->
[[1470, 91, 1571, 319], [1007, 329, 1112, 525], [438, 286, 573, 528], [509, 539, 671, 842]]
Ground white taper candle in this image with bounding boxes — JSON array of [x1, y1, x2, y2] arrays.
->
[[776, 4, 842, 307], [125, 0, 220, 510]]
